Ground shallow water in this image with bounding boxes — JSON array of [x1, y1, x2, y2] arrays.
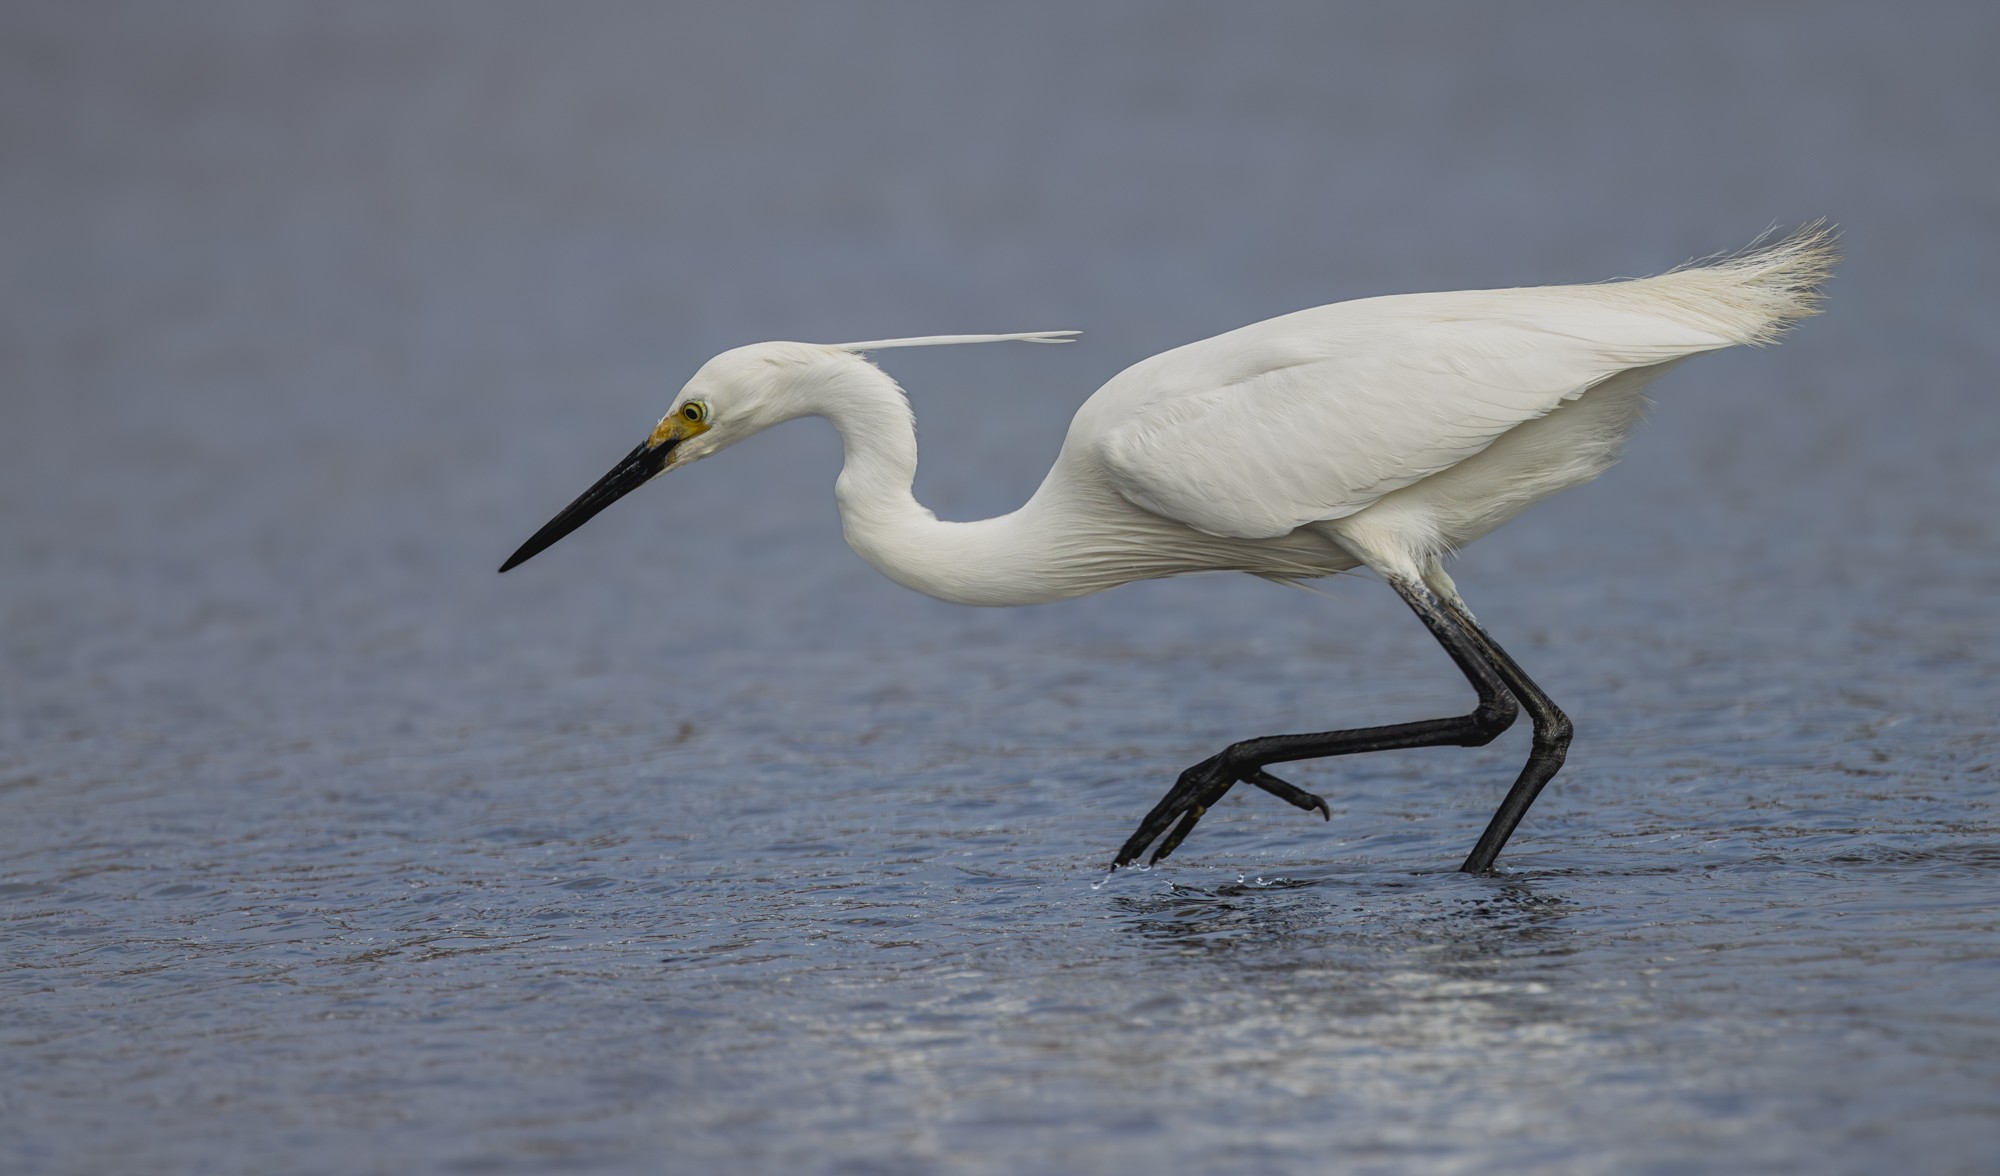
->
[[4, 5, 1998, 1173]]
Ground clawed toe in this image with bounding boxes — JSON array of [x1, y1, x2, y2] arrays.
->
[[1112, 757, 1330, 869], [1112, 760, 1223, 868], [1246, 768, 1330, 820]]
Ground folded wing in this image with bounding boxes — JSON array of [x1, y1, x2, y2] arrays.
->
[[1091, 229, 1833, 539]]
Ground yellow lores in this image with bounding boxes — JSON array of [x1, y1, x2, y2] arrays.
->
[[650, 400, 711, 452]]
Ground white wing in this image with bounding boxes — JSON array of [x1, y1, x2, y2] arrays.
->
[[1089, 231, 1833, 539]]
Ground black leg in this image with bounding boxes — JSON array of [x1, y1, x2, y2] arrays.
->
[[1443, 599, 1572, 874], [1114, 576, 1521, 868]]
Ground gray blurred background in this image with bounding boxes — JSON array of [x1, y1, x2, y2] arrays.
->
[[4, 4, 1997, 1174]]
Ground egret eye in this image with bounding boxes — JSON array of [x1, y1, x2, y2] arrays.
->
[[682, 401, 708, 424]]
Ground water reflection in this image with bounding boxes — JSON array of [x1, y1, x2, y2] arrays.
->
[[1109, 870, 1578, 1036]]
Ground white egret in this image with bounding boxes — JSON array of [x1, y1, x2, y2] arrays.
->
[[501, 226, 1837, 872]]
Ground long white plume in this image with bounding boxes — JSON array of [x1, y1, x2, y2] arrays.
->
[[834, 330, 1080, 352]]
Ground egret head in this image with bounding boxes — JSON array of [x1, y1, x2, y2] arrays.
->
[[498, 331, 1076, 573], [496, 341, 837, 573]]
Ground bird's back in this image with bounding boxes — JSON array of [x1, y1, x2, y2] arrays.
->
[[1065, 226, 1835, 553]]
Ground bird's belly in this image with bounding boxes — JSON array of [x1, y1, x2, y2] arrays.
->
[[1071, 509, 1359, 589], [1339, 365, 1657, 558]]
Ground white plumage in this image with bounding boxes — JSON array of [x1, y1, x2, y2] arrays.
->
[[501, 225, 1836, 872]]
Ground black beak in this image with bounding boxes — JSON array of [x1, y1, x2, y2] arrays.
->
[[498, 438, 674, 572]]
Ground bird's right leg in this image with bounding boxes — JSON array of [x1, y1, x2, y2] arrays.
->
[[1439, 596, 1572, 874], [1113, 575, 1519, 868]]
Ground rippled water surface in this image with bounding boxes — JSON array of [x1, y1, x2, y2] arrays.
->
[[5, 5, 1998, 1173]]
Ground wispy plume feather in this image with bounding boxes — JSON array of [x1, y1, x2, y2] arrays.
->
[[834, 330, 1080, 352]]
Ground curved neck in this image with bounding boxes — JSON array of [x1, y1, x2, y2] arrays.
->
[[804, 355, 1083, 607]]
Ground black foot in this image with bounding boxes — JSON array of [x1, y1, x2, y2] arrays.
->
[[1112, 755, 1328, 869]]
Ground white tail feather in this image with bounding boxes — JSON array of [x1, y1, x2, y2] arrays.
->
[[1634, 221, 1840, 346], [835, 330, 1080, 352]]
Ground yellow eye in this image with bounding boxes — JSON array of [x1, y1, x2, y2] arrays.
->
[[682, 401, 708, 424]]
